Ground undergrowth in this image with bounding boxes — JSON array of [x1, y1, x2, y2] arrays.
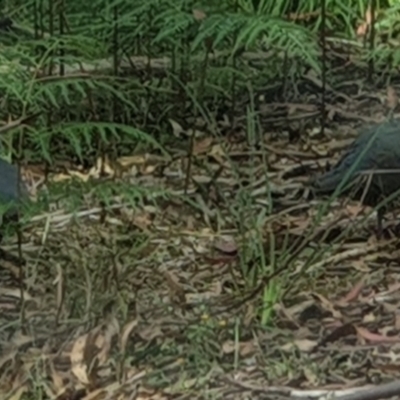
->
[[1, 0, 398, 321]]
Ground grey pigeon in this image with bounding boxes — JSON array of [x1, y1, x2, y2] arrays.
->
[[312, 120, 400, 235]]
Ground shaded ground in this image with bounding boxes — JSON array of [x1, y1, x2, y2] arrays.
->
[[1, 84, 400, 399]]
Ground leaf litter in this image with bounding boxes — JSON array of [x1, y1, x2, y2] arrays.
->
[[3, 88, 400, 399]]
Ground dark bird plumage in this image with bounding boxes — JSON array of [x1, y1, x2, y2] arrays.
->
[[312, 120, 400, 235], [0, 158, 28, 227]]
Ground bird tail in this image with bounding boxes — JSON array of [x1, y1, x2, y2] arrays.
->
[[312, 168, 353, 194]]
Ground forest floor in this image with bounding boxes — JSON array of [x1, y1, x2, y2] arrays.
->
[[1, 82, 400, 400]]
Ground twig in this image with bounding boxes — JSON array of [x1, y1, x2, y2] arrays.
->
[[224, 376, 400, 400]]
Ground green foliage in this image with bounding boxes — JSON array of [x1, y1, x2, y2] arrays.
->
[[3, 0, 398, 167]]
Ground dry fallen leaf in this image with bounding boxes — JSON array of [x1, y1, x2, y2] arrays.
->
[[213, 236, 238, 254], [312, 292, 342, 319], [356, 326, 400, 344], [70, 329, 101, 386], [6, 386, 27, 400], [337, 278, 364, 304], [193, 9, 206, 21], [345, 204, 363, 217], [70, 334, 90, 385], [193, 137, 213, 155], [387, 85, 398, 111], [169, 119, 184, 137], [356, 6, 372, 37], [221, 340, 256, 357], [294, 339, 318, 352], [137, 324, 164, 341], [161, 268, 186, 304], [120, 319, 139, 354]]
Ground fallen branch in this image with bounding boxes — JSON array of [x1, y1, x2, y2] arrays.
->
[[225, 377, 400, 400]]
